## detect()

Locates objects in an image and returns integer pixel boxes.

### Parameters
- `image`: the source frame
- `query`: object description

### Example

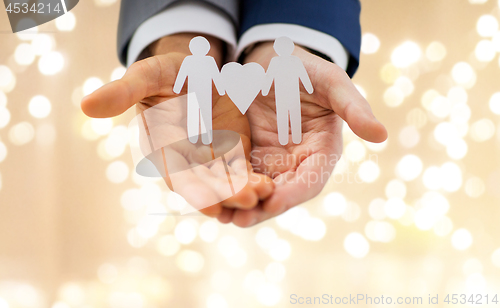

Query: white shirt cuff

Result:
[126,0,237,67]
[236,24,350,71]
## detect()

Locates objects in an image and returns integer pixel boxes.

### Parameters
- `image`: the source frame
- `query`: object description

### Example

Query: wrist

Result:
[242,40,311,65]
[242,41,275,64]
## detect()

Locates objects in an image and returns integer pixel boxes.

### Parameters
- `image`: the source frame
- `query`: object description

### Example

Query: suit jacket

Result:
[117,0,361,76]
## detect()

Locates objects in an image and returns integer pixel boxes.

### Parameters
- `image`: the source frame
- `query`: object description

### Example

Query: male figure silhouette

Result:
[173,36,225,144]
[263,37,314,145]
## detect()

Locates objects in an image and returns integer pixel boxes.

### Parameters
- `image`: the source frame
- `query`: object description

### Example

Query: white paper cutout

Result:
[263,37,314,145]
[220,62,266,114]
[173,36,225,145]
[175,36,313,146]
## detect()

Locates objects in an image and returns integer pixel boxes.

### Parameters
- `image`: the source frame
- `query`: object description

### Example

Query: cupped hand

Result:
[81,34,274,220]
[224,42,388,227]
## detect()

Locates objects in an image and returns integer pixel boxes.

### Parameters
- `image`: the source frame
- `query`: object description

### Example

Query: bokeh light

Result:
[358,161,380,183]
[396,154,423,181]
[426,41,447,62]
[399,126,420,148]
[361,33,380,54]
[176,250,204,273]
[95,0,118,6]
[55,12,76,31]
[365,221,396,242]
[344,233,370,258]
[0,65,16,92]
[269,239,291,261]
[440,162,463,192]
[14,43,35,65]
[368,198,386,220]
[90,118,113,135]
[476,15,498,37]
[470,118,495,141]
[28,95,52,118]
[31,34,54,56]
[97,263,118,284]
[157,235,180,256]
[83,77,104,96]
[265,262,286,283]
[256,283,281,306]
[0,141,6,163]
[0,107,11,129]
[174,219,198,245]
[38,52,64,75]
[475,39,496,61]
[206,293,228,308]
[489,92,500,114]
[106,161,129,183]
[383,86,405,107]
[323,192,347,216]
[380,63,400,84]
[111,67,127,81]
[492,248,500,268]
[344,140,366,162]
[451,62,476,86]
[9,122,35,145]
[385,179,406,199]
[199,220,219,243]
[451,228,473,250]
[465,176,485,198]
[384,198,406,219]
[391,41,422,68]
[16,24,38,40]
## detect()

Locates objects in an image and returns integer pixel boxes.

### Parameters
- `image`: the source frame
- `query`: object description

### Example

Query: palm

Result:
[82,51,273,221]
[225,43,387,226]
[248,93,342,189]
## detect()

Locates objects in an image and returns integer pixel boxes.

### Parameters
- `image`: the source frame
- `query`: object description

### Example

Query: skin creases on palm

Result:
[246,89,344,208]
[237,42,386,220]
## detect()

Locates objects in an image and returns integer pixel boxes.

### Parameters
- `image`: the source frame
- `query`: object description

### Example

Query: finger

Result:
[81,56,179,118]
[262,153,334,214]
[191,163,259,211]
[199,204,223,217]
[247,172,274,200]
[217,207,235,224]
[222,183,259,209]
[231,205,276,228]
[311,59,388,143]
[220,171,275,209]
[168,166,223,216]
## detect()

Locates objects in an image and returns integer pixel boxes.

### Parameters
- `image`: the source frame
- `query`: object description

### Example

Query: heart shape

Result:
[220,62,265,114]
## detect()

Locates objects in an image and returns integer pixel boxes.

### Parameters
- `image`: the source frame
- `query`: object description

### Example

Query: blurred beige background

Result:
[0,0,500,307]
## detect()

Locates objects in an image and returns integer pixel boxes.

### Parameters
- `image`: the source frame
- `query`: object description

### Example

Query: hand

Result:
[223,42,388,227]
[81,33,274,220]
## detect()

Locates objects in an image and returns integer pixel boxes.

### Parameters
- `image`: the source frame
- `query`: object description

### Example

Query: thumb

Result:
[314,61,388,143]
[81,56,179,118]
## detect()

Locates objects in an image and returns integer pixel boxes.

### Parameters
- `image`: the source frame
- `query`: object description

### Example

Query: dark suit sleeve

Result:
[117,0,239,65]
[240,0,361,77]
